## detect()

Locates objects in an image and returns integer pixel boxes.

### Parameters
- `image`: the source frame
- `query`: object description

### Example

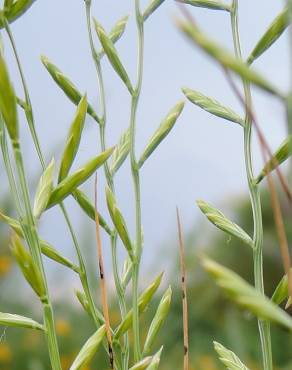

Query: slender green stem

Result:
[12,140,61,370]
[60,203,104,326]
[4,19,45,168]
[230,2,273,369]
[4,16,104,340]
[287,0,292,180]
[0,118,23,216]
[130,0,145,362]
[84,4,129,368]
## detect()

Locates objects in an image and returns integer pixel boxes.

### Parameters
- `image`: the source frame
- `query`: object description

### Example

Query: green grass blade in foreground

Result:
[138,101,184,168]
[41,56,99,123]
[106,186,134,260]
[176,0,230,11]
[10,235,45,297]
[69,325,106,370]
[213,341,250,370]
[272,268,292,305]
[33,158,55,219]
[58,95,87,182]
[94,19,133,94]
[97,15,129,59]
[202,257,292,330]
[247,7,290,65]
[114,273,163,339]
[178,20,284,98]
[256,135,292,183]
[0,0,37,28]
[47,147,114,208]
[0,312,44,331]
[182,87,243,126]
[110,127,131,175]
[145,347,163,370]
[0,52,18,142]
[129,356,152,370]
[197,200,254,248]
[143,0,166,21]
[143,287,171,355]
[72,189,112,234]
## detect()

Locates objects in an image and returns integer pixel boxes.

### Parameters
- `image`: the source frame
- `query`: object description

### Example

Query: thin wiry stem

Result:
[130,0,145,361]
[4,19,45,168]
[176,208,189,370]
[230,2,273,369]
[84,3,129,369]
[4,14,104,350]
[12,139,62,370]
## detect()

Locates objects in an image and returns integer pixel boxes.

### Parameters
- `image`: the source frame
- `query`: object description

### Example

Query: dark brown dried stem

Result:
[94,174,114,369]
[176,207,189,370]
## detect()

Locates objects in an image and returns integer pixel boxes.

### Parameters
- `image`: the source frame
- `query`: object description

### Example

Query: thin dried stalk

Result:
[94,175,113,369]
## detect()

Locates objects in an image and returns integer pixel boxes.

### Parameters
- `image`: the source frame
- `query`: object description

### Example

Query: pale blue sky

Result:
[1,0,290,295]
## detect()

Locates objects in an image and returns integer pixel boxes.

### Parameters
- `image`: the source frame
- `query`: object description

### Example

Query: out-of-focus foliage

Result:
[0,187,292,369]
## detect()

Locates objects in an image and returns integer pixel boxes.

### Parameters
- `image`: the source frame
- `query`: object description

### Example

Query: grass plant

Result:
[1,1,292,369]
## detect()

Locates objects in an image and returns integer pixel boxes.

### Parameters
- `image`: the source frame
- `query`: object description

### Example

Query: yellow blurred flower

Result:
[197,354,217,370]
[56,319,71,337]
[0,256,12,277]
[61,354,72,370]
[0,343,12,363]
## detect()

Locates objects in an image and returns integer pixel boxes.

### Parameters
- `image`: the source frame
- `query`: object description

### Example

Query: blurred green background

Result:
[1,186,292,370]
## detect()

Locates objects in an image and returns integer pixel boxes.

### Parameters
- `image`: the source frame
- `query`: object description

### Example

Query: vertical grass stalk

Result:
[130,0,145,361]
[3,11,104,349]
[84,2,129,369]
[230,2,273,369]
[11,139,62,370]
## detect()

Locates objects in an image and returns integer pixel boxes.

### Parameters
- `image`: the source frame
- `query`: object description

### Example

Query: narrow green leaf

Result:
[138,101,184,168]
[0,211,77,271]
[33,158,55,219]
[115,273,163,339]
[145,347,163,370]
[121,258,132,289]
[0,52,18,141]
[41,240,79,273]
[247,8,290,65]
[110,127,130,175]
[106,186,134,259]
[178,21,284,98]
[93,19,133,94]
[176,0,230,11]
[0,0,36,28]
[213,341,250,370]
[41,56,99,123]
[197,200,253,248]
[47,147,114,208]
[182,87,243,126]
[202,257,292,330]
[76,290,91,316]
[143,287,172,355]
[72,188,112,235]
[10,235,45,297]
[129,357,153,370]
[272,268,292,305]
[69,325,106,370]
[97,15,129,59]
[0,312,44,331]
[143,0,166,21]
[4,0,14,11]
[58,95,87,182]
[256,135,292,183]
[108,15,129,43]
